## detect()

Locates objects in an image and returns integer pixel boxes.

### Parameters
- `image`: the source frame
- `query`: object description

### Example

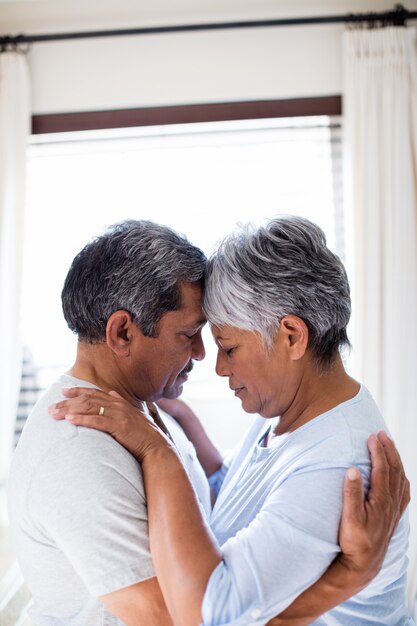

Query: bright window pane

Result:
[22,116,342,448]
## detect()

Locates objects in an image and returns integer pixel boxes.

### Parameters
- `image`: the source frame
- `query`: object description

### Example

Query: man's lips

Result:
[231,386,245,396]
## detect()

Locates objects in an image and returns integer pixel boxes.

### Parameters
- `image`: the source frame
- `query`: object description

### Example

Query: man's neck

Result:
[69,341,144,408]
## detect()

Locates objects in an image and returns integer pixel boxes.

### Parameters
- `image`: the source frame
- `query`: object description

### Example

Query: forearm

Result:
[101,576,174,626]
[142,446,222,626]
[266,557,363,626]
[179,416,223,476]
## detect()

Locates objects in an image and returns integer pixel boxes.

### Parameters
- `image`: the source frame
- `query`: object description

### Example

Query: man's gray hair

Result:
[62,220,206,342]
[203,215,351,367]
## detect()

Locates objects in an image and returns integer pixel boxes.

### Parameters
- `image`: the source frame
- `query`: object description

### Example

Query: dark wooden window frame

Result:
[31,95,341,134]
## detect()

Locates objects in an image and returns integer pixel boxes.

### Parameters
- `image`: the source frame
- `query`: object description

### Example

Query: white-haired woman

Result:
[52,216,412,625]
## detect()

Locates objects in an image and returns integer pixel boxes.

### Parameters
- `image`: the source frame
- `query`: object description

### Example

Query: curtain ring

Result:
[14,34,31,54]
[0,35,31,54]
[16,42,31,54]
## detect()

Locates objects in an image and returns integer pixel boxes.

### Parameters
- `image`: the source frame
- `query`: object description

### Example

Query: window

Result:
[22,115,343,448]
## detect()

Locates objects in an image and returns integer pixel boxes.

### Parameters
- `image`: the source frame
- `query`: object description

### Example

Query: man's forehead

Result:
[160,282,206,328]
[160,308,206,333]
[179,281,204,311]
[179,304,207,327]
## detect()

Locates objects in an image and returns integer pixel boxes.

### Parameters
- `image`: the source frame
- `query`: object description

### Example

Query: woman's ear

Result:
[278,315,309,361]
[105,311,134,356]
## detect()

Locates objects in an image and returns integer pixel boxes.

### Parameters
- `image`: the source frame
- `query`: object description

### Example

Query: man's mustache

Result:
[179,361,194,377]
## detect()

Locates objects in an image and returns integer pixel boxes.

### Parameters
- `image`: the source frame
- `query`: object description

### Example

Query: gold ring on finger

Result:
[99,406,105,416]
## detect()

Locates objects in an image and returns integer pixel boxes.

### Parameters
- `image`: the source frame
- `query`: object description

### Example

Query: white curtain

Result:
[0,51,30,520]
[343,27,417,612]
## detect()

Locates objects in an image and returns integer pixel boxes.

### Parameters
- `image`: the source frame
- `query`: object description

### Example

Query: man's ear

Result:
[278,315,309,361]
[105,311,136,356]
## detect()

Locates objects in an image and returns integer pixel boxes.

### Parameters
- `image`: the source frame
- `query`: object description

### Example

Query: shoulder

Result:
[286,385,385,471]
[36,427,143,485]
[19,374,143,484]
[27,427,146,527]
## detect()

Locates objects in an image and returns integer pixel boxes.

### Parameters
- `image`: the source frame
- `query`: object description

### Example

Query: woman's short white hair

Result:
[203,215,351,366]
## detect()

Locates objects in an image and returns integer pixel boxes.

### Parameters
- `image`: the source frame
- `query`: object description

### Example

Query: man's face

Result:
[129,282,206,401]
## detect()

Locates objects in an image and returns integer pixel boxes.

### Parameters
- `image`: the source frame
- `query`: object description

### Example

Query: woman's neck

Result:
[271,356,360,438]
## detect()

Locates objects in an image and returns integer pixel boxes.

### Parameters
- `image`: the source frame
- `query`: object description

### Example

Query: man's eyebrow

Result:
[185,318,207,329]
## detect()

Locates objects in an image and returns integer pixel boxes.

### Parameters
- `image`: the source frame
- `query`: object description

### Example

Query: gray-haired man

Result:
[8,220,210,625]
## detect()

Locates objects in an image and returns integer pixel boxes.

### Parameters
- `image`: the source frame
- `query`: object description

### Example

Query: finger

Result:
[49,396,101,416]
[51,410,66,420]
[367,434,390,500]
[61,387,99,398]
[49,400,87,417]
[400,478,411,517]
[377,431,407,511]
[50,399,76,412]
[377,432,403,484]
[64,413,112,432]
[341,467,365,526]
[377,432,403,472]
[109,390,124,399]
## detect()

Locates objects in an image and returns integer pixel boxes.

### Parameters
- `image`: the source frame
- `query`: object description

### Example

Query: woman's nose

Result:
[215,349,229,377]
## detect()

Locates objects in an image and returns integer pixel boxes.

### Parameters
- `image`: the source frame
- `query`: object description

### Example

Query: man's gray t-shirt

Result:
[8,374,211,625]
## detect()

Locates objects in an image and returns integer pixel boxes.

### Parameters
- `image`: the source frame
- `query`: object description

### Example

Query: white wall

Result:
[27,25,342,113]
[1,0,414,114]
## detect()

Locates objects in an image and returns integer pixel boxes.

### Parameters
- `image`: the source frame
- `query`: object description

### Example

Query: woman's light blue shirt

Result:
[203,386,413,625]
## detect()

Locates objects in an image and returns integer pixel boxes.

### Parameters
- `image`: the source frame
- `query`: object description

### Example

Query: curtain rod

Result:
[1,3,416,47]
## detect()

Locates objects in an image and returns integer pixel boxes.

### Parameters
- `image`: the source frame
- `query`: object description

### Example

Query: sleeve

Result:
[208,446,240,500]
[28,430,155,597]
[208,463,229,499]
[202,466,347,626]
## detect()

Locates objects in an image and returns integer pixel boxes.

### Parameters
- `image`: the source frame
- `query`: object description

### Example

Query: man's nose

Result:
[192,331,205,361]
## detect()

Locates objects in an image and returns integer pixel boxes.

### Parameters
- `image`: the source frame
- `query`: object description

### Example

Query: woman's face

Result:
[212,323,300,419]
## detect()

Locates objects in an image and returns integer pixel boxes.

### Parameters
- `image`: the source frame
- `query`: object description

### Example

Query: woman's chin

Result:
[239,398,259,415]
